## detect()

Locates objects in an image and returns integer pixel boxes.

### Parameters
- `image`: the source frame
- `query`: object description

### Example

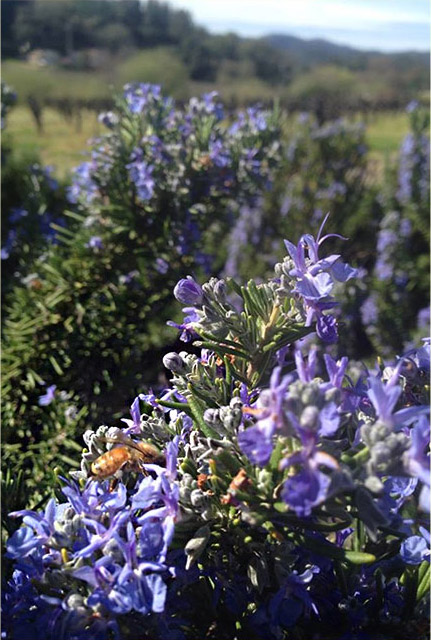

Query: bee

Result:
[91,435,165,480]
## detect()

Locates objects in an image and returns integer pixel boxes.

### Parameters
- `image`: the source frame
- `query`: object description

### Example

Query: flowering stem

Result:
[187,385,219,439]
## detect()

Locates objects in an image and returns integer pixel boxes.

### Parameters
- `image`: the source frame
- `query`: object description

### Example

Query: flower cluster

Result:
[66,84,282,274]
[2,87,430,639]
[397,102,430,206]
[4,425,182,640]
[2,87,285,515]
[3,222,429,638]
[15,224,431,639]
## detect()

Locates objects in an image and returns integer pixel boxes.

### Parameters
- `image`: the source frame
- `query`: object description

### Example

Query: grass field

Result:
[4,103,409,181]
[365,110,410,154]
[4,107,101,178]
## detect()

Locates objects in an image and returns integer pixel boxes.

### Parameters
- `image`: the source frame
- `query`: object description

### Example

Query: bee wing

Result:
[103,435,160,458]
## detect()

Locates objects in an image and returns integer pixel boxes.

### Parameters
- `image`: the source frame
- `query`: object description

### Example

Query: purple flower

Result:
[417,307,430,330]
[278,392,340,517]
[247,106,268,132]
[284,214,356,342]
[67,162,98,204]
[367,373,428,429]
[316,314,338,343]
[9,207,28,223]
[167,306,200,342]
[237,420,275,466]
[406,100,419,113]
[155,258,169,274]
[281,467,331,518]
[38,384,56,406]
[400,530,430,564]
[238,367,291,466]
[1,229,17,259]
[124,83,161,114]
[126,150,155,201]
[201,91,224,120]
[119,270,139,285]
[86,236,103,250]
[209,139,230,168]
[295,348,317,383]
[120,395,142,433]
[173,276,203,306]
[361,294,379,327]
[405,414,430,511]
[323,354,349,389]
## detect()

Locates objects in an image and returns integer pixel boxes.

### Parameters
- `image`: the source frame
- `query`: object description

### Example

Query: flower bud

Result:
[163,352,186,374]
[300,406,320,431]
[300,383,321,406]
[203,408,222,427]
[213,279,226,303]
[173,276,203,305]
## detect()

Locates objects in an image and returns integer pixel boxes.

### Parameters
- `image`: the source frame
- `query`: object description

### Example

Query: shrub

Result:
[1,85,283,512]
[3,223,429,640]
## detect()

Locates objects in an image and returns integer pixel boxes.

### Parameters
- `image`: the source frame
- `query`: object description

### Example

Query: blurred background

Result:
[1,0,429,175]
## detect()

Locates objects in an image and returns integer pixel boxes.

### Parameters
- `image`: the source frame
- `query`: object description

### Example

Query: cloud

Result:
[167,0,430,51]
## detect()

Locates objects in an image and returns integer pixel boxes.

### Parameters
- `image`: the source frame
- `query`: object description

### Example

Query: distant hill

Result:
[266,33,430,71]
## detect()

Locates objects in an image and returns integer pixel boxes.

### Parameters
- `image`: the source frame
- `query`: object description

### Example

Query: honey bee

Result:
[91,436,165,480]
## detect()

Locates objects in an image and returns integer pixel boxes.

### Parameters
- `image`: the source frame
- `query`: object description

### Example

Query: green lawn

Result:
[4,106,101,178]
[2,60,113,102]
[365,110,409,155]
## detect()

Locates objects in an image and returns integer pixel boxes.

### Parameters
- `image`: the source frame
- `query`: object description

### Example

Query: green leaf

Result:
[49,355,64,376]
[416,562,430,601]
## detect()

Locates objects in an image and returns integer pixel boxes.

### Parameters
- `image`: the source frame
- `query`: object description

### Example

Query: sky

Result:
[167,0,430,52]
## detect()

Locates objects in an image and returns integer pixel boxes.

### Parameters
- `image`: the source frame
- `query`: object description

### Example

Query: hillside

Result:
[266,33,429,70]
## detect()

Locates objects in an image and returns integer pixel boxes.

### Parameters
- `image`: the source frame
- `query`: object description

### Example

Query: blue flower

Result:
[124,83,161,114]
[281,467,331,518]
[126,150,155,201]
[9,207,28,224]
[167,307,200,342]
[209,139,230,168]
[284,213,357,342]
[38,384,56,406]
[173,276,203,306]
[1,229,17,260]
[239,367,291,466]
[367,372,428,429]
[86,236,103,250]
[400,531,430,564]
[98,111,118,128]
[155,257,169,274]
[67,162,98,204]
[405,414,430,511]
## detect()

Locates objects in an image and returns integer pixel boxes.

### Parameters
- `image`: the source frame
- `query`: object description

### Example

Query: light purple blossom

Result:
[173,276,203,306]
[38,384,57,406]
